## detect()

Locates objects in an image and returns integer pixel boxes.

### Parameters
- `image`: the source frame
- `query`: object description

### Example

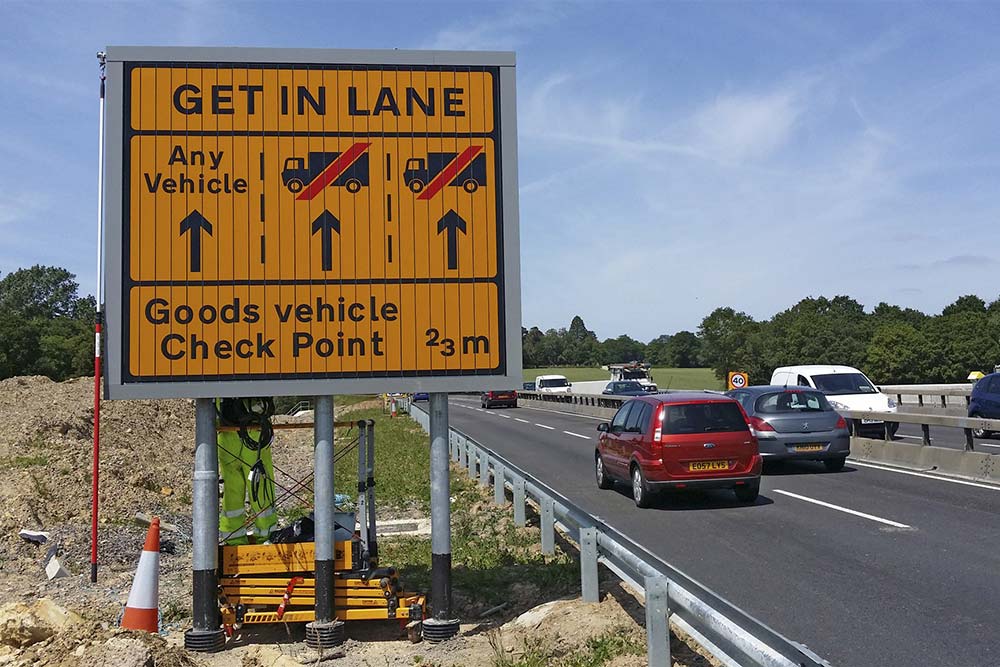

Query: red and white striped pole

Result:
[91,52,107,584]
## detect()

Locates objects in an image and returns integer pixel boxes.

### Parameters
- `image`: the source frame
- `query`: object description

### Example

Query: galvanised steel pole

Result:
[184,398,224,652]
[306,396,344,649]
[423,393,459,642]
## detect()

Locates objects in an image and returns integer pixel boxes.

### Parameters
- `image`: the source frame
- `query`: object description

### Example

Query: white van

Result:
[534,374,572,394]
[770,365,897,434]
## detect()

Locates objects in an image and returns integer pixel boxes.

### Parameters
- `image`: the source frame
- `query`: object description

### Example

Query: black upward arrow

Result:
[436,210,468,271]
[311,210,341,271]
[178,210,213,273]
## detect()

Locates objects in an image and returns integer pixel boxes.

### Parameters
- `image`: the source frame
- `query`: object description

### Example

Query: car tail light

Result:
[748,416,775,435]
[512,390,518,398]
[835,415,847,429]
[654,406,665,442]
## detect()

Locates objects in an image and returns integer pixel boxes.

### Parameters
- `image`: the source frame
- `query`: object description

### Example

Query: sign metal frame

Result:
[103,47,521,399]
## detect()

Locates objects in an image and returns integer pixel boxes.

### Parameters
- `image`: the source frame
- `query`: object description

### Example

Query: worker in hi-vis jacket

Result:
[215,398,277,545]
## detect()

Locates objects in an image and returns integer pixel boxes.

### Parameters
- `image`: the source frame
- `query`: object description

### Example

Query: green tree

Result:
[0,266,95,381]
[865,322,930,384]
[941,294,986,317]
[663,330,701,367]
[698,307,757,380]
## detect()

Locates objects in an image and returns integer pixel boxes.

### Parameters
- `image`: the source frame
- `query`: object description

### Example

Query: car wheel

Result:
[631,464,653,508]
[970,414,991,439]
[595,454,613,490]
[734,482,760,503]
[824,457,847,472]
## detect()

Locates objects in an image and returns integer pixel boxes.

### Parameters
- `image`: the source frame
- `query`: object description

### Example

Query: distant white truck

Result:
[571,362,659,394]
[534,374,572,394]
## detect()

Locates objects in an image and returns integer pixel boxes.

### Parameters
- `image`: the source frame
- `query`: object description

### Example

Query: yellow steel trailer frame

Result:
[219,541,425,627]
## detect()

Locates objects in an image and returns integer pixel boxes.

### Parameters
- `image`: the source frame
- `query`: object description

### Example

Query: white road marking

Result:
[849,460,1000,491]
[895,434,929,442]
[535,423,555,430]
[499,414,512,419]
[563,430,590,440]
[519,405,608,421]
[979,443,1000,449]
[515,418,530,424]
[773,489,911,528]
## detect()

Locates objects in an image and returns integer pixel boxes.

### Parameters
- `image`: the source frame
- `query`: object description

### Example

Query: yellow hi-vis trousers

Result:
[218,431,277,545]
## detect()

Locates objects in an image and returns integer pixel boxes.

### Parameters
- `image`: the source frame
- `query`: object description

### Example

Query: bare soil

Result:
[0,376,716,666]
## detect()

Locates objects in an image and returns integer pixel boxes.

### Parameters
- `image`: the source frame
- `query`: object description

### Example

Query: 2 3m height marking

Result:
[424,327,490,357]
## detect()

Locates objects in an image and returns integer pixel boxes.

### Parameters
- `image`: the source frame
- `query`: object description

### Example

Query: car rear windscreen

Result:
[538,378,569,388]
[811,373,876,395]
[755,391,832,414]
[662,402,749,434]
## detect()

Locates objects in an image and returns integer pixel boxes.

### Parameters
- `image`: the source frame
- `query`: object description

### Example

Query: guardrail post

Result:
[541,497,555,556]
[644,576,670,667]
[479,451,489,487]
[580,527,599,603]
[964,428,975,452]
[493,464,505,505]
[513,479,526,527]
[466,444,476,475]
[921,424,931,446]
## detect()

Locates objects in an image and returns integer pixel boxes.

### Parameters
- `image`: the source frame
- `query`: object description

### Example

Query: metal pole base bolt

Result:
[183,629,225,653]
[422,617,460,643]
[305,620,346,649]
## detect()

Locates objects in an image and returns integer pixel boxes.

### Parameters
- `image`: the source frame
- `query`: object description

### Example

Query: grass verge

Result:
[488,626,645,667]
[524,366,721,390]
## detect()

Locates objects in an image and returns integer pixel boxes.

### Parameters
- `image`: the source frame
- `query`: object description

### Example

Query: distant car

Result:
[770,365,897,437]
[727,386,850,471]
[602,381,649,396]
[412,392,429,402]
[595,393,762,508]
[481,390,517,409]
[969,372,1000,438]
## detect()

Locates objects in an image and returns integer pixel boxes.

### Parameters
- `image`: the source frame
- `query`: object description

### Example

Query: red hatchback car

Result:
[595,393,763,507]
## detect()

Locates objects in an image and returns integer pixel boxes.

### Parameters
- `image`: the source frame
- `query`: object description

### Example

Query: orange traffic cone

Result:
[121,517,159,632]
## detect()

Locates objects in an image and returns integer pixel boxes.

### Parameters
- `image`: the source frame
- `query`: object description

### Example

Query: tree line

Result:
[2,265,997,386]
[524,295,1000,384]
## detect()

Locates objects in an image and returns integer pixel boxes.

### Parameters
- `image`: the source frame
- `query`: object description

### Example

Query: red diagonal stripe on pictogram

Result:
[296,142,371,201]
[417,146,483,201]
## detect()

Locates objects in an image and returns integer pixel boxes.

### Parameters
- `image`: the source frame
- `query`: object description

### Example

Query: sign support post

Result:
[423,392,459,642]
[306,396,345,649]
[185,398,225,652]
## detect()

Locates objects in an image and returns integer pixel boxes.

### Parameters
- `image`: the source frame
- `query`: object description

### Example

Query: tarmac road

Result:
[444,396,1000,667]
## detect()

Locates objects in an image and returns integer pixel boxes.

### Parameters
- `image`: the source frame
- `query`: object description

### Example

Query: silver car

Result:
[726,386,851,471]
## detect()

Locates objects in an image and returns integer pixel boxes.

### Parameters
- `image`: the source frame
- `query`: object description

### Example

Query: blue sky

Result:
[1,1,998,341]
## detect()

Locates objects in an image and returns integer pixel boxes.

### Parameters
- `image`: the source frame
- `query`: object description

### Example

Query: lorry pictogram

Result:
[281,143,371,200]
[403,146,486,200]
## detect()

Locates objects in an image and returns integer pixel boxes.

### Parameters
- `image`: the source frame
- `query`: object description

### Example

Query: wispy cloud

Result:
[423,5,563,51]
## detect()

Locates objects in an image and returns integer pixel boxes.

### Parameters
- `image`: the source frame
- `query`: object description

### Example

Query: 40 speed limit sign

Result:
[727,372,749,390]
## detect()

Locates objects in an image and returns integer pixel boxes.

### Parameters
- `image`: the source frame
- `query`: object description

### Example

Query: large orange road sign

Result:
[103,47,521,399]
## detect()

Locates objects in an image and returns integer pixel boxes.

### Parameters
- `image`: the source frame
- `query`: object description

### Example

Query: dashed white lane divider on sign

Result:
[773,489,911,528]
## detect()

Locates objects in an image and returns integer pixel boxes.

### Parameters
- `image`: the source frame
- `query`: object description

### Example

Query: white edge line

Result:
[563,430,590,440]
[849,459,1000,491]
[773,489,911,528]
[979,443,1000,449]
[535,423,555,430]
[894,434,928,441]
